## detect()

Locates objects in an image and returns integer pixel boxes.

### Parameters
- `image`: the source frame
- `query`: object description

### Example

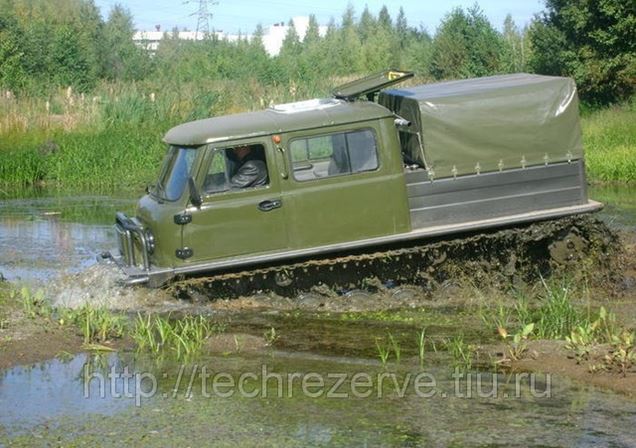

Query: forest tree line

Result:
[0,0,634,105]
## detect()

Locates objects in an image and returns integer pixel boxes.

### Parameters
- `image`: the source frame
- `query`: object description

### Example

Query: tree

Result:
[0,8,28,90]
[102,4,150,81]
[395,7,408,47]
[358,6,376,42]
[501,14,526,73]
[277,20,303,81]
[362,20,393,71]
[429,6,504,80]
[378,5,392,31]
[304,14,321,46]
[247,24,275,83]
[337,5,364,74]
[528,0,635,104]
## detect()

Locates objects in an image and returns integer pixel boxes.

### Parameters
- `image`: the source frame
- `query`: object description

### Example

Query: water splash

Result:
[48,264,176,311]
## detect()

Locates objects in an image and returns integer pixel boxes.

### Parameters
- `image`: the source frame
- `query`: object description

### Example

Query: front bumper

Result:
[98,212,169,286]
[114,212,149,270]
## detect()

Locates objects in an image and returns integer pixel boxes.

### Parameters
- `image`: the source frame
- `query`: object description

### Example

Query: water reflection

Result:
[0,194,135,282]
[0,353,133,434]
[590,184,636,230]
[0,352,635,446]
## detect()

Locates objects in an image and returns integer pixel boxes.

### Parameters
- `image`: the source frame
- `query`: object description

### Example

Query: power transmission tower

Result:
[186,0,218,39]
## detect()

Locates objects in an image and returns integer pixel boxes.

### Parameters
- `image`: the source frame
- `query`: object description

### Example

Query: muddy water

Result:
[590,185,636,231]
[0,186,634,284]
[0,186,635,446]
[0,193,135,282]
[1,351,636,446]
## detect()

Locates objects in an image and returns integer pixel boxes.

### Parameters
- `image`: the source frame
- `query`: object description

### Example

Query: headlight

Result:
[144,228,156,255]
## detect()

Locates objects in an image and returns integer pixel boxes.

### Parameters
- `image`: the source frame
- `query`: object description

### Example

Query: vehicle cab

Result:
[107,72,416,286]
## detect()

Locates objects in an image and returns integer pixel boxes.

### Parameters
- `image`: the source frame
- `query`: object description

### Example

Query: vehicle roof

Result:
[163,99,393,146]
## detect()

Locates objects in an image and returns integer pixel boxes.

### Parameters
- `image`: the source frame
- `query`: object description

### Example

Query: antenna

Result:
[185,0,218,39]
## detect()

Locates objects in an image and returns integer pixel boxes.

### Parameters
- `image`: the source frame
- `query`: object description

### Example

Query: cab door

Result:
[183,141,287,263]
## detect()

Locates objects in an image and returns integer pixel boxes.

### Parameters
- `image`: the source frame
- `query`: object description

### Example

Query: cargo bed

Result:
[405,160,588,229]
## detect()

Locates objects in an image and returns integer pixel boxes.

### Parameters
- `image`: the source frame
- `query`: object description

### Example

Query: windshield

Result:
[155,146,198,201]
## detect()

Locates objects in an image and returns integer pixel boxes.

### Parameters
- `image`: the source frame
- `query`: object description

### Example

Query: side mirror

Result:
[188,176,202,208]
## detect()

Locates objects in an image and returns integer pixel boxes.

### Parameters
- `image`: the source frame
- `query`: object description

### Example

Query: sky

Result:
[92,0,545,35]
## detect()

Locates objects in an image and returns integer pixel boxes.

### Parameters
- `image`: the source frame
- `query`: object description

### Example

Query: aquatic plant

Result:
[565,325,597,362]
[498,322,535,361]
[388,333,401,364]
[17,286,51,319]
[263,327,279,346]
[375,338,391,366]
[131,313,224,360]
[417,328,426,368]
[447,335,474,371]
[60,305,125,345]
[605,331,636,377]
[534,279,583,339]
[479,303,513,337]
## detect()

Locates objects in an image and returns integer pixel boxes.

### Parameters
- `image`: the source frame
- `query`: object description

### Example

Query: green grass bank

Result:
[582,99,636,184]
[0,82,634,191]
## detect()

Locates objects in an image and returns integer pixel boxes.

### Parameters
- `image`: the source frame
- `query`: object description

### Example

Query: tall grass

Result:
[1,79,633,190]
[0,79,313,191]
[582,99,636,183]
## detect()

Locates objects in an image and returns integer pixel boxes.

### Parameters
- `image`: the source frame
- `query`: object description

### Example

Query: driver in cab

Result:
[230,145,268,189]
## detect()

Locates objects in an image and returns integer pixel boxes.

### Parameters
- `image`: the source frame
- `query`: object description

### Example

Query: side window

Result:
[290,129,378,181]
[203,150,229,194]
[203,144,269,195]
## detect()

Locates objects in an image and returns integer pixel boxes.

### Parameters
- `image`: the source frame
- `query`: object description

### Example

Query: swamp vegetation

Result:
[0,0,634,190]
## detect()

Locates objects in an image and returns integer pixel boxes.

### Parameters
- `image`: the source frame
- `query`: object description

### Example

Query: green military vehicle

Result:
[101,70,604,293]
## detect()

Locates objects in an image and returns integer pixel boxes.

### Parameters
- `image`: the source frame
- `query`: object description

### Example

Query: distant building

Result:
[133,17,327,56]
[261,16,327,56]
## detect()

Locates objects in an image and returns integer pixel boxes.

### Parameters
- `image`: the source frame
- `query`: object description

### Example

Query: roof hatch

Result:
[332,69,414,101]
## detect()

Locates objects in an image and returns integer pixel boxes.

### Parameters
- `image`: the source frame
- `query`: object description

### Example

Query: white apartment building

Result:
[133,16,327,56]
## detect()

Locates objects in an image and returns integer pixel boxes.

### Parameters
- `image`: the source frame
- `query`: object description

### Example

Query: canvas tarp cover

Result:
[378,74,583,177]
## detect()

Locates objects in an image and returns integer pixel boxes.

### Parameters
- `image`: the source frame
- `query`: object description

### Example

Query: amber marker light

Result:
[272,135,282,144]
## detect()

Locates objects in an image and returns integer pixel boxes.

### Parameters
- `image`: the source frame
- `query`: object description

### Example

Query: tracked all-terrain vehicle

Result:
[101,70,610,296]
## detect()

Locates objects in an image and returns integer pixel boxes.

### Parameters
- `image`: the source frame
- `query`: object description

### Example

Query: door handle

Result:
[258,199,282,212]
